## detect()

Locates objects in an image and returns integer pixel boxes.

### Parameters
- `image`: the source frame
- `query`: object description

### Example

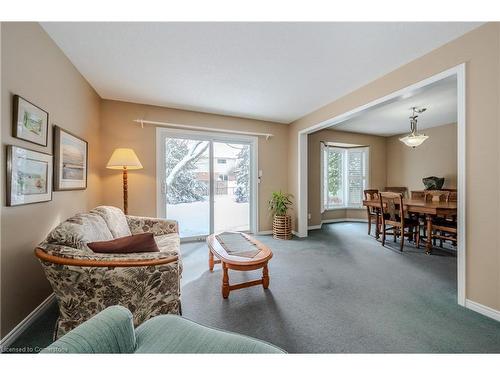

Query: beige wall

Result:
[308,129,387,226]
[0,23,102,338]
[386,123,457,192]
[289,23,500,311]
[99,100,288,232]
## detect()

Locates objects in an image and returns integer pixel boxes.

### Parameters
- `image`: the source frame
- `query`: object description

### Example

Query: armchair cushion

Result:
[135,315,285,354]
[42,306,136,354]
[46,213,113,251]
[91,206,132,238]
[154,233,181,256]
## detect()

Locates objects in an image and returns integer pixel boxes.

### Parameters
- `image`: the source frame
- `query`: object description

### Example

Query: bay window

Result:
[321,144,369,211]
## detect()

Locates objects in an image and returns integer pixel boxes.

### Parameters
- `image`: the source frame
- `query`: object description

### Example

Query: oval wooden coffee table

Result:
[207,232,273,298]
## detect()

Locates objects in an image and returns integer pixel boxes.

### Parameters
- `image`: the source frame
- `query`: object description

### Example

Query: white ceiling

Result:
[41,22,480,124]
[330,75,457,136]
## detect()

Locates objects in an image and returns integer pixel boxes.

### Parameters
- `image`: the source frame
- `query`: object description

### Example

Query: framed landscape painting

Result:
[53,126,88,190]
[12,95,49,146]
[7,146,53,206]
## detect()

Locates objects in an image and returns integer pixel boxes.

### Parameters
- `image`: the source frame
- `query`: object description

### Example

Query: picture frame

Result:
[53,125,88,191]
[7,145,53,206]
[12,95,49,147]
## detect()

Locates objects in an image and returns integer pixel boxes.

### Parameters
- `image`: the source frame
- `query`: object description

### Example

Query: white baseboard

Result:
[291,230,308,238]
[465,299,500,322]
[308,218,368,230]
[0,293,56,350]
[322,218,368,224]
[307,224,322,230]
[257,230,273,235]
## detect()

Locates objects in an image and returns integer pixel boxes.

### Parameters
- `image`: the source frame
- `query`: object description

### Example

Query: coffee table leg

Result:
[262,263,270,289]
[209,249,214,272]
[222,262,230,298]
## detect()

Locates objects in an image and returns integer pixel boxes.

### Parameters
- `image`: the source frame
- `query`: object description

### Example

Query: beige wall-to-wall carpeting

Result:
[290,23,500,311]
[386,123,457,192]
[99,100,289,233]
[0,23,102,338]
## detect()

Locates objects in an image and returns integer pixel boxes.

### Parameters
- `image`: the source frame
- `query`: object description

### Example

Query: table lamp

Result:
[106,148,143,214]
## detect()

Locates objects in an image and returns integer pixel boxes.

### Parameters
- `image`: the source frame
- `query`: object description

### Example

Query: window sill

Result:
[324,206,364,211]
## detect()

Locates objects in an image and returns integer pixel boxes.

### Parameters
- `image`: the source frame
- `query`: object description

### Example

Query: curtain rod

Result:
[321,141,368,149]
[134,119,274,140]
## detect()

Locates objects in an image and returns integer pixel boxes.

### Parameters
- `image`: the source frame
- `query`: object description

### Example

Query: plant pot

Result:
[272,214,292,240]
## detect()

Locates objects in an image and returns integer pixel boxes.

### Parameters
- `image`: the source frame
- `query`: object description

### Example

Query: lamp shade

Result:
[106,148,143,170]
[399,134,429,148]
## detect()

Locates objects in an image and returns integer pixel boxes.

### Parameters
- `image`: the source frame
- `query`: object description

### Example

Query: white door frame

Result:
[156,127,259,239]
[297,63,466,306]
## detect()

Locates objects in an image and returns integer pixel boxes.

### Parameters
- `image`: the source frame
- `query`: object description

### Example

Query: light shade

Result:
[106,148,143,170]
[399,134,429,148]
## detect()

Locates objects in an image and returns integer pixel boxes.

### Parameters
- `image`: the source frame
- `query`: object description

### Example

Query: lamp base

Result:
[123,167,128,215]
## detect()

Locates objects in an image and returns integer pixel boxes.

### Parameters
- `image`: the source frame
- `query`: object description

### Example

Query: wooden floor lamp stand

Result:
[122,167,128,215]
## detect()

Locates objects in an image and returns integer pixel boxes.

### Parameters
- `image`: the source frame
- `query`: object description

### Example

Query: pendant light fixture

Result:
[399,107,428,148]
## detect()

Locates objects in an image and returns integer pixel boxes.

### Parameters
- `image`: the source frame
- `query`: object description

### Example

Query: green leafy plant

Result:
[268,191,293,216]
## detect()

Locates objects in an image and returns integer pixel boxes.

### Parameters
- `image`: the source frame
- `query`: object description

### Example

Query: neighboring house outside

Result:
[194,154,238,196]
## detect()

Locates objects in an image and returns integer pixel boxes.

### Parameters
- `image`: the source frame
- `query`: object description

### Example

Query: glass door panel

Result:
[213,141,251,233]
[164,137,210,238]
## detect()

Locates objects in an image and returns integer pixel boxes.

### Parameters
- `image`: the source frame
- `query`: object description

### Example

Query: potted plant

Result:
[268,191,293,240]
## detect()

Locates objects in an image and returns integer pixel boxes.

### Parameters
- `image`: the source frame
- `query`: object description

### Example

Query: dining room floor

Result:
[8,222,500,353]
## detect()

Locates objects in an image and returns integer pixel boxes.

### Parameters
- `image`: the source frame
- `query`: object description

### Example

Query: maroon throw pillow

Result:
[87,233,160,254]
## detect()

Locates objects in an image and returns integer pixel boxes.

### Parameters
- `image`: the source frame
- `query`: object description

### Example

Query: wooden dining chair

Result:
[424,190,450,203]
[364,189,380,237]
[431,219,457,248]
[443,189,457,202]
[411,190,425,200]
[384,186,408,198]
[424,190,456,248]
[379,192,420,252]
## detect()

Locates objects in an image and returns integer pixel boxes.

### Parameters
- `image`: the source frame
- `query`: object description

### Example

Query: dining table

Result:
[362,199,458,254]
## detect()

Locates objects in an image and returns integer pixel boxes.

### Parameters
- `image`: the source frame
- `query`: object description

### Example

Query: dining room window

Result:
[322,145,369,210]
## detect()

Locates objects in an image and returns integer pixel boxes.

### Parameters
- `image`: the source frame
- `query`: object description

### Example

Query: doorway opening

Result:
[297,64,466,306]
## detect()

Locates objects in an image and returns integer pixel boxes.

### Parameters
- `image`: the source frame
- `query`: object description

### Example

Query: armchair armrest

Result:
[35,243,178,266]
[41,306,136,354]
[126,215,178,236]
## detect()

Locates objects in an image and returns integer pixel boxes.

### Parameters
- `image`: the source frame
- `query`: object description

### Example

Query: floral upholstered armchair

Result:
[35,206,182,340]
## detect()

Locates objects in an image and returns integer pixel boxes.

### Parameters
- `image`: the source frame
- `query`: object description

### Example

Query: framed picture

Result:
[53,126,88,191]
[12,95,49,146]
[7,145,53,206]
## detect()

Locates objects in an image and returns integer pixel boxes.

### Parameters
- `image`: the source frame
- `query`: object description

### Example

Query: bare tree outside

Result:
[165,138,209,204]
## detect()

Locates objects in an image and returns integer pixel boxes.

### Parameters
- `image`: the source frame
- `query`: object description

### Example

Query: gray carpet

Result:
[8,223,500,353]
[180,223,500,353]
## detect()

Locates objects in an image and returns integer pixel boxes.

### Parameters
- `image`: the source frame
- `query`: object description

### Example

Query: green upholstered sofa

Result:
[41,306,285,354]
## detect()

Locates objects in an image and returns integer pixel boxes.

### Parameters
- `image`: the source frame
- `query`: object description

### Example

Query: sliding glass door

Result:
[213,141,251,233]
[157,129,256,240]
[163,137,210,238]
